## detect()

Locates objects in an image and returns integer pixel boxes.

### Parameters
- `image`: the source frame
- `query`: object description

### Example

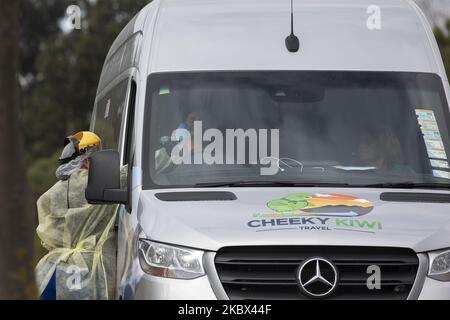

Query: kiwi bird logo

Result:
[267,193,374,217]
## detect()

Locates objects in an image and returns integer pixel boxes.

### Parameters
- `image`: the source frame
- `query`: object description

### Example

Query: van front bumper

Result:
[418,277,450,300]
[133,252,450,300]
[135,274,217,300]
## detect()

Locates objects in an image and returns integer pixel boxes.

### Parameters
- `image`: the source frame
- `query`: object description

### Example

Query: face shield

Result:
[55,137,101,181]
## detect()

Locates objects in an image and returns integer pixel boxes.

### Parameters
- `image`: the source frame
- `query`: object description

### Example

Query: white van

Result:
[86,0,450,300]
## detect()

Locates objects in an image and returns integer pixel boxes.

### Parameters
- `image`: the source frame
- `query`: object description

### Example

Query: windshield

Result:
[143,71,450,189]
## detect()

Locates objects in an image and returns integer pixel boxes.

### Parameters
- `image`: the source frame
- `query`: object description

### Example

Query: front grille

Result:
[214,246,419,300]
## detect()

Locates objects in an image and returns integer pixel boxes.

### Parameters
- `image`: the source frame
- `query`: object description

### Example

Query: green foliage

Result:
[28,150,60,198]
[19,0,76,78]
[21,0,151,197]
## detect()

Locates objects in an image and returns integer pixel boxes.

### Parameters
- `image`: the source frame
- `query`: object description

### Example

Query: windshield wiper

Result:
[194,181,351,188]
[360,182,450,190]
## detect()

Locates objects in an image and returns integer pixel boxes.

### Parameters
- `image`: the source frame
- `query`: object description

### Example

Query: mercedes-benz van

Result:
[86,0,450,299]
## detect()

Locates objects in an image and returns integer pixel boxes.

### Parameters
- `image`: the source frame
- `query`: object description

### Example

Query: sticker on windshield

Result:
[159,85,171,95]
[428,150,448,160]
[416,109,449,167]
[420,122,439,131]
[433,170,450,180]
[425,139,445,150]
[266,193,374,217]
[416,109,437,122]
[422,130,442,140]
[430,159,450,169]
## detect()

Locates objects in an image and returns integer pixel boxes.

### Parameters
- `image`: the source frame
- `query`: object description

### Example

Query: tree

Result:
[23,0,150,199]
[19,0,90,199]
[0,0,36,299]
[20,0,76,81]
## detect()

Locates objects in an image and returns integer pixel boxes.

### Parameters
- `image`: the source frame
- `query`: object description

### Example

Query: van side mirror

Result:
[86,150,128,205]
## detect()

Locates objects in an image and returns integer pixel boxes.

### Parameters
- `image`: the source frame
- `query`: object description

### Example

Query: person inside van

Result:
[358,131,415,175]
[36,131,118,300]
[177,111,202,134]
[155,111,204,174]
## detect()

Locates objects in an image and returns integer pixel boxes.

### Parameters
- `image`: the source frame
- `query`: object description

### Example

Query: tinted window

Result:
[94,79,129,149]
[143,71,450,189]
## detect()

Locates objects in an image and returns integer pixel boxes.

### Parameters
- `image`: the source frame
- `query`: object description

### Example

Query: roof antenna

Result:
[285,0,300,53]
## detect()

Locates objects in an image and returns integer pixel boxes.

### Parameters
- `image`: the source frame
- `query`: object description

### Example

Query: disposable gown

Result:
[35,169,118,300]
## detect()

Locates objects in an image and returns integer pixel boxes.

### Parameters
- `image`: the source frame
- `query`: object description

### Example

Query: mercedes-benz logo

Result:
[297,257,339,299]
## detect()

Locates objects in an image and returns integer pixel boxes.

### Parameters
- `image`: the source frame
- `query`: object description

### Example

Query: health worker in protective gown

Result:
[36,131,118,300]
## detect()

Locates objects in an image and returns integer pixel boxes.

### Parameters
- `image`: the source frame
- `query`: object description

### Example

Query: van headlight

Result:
[428,249,450,281]
[138,239,205,279]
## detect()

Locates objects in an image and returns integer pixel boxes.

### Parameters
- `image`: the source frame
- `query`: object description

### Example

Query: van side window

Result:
[94,79,129,150]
